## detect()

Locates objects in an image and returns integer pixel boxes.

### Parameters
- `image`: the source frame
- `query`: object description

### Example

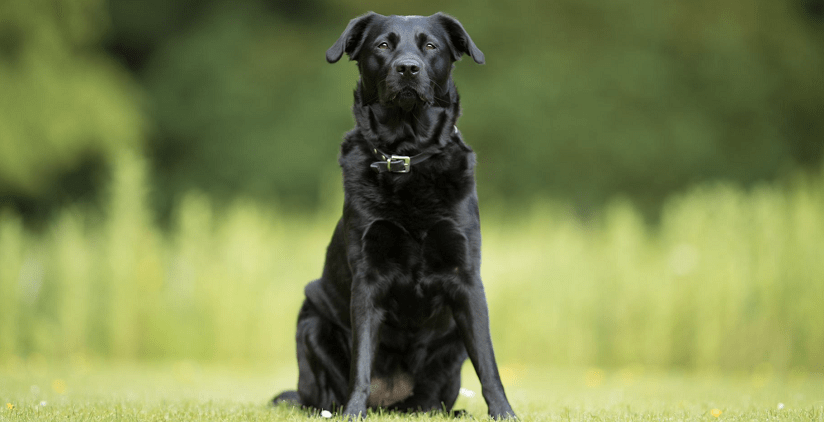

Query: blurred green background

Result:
[1,0,823,376]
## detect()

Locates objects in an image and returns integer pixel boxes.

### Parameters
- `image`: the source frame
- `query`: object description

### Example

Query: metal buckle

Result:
[389,155,411,173]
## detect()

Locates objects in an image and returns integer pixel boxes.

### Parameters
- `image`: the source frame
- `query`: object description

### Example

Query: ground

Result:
[1,360,822,421]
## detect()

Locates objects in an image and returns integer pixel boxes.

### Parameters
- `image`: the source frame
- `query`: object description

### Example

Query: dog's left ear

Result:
[435,13,485,64]
[326,12,378,63]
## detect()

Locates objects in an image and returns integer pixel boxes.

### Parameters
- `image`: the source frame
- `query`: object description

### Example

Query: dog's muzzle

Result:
[385,57,431,109]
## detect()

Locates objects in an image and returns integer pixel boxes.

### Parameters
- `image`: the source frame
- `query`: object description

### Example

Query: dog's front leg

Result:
[342,276,381,419]
[452,284,516,419]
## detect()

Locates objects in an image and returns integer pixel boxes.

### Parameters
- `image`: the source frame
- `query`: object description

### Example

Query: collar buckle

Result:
[389,155,411,173]
[369,145,436,174]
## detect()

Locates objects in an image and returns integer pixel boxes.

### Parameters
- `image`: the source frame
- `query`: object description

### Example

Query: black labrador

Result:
[272,12,516,420]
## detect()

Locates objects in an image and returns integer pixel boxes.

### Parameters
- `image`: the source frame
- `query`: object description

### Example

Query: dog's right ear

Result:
[326,12,378,63]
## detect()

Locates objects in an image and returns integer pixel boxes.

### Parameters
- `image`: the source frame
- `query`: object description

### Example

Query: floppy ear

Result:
[326,12,378,63]
[435,12,485,64]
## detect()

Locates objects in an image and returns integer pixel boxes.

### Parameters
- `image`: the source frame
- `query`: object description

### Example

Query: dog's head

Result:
[326,12,484,111]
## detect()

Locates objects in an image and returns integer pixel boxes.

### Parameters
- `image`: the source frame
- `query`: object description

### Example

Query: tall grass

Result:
[484,180,824,372]
[1,152,822,372]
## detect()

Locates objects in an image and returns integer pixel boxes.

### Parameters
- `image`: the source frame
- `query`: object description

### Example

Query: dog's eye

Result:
[377,42,389,50]
[425,43,437,51]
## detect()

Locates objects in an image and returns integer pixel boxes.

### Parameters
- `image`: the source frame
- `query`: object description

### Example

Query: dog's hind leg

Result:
[278,298,350,411]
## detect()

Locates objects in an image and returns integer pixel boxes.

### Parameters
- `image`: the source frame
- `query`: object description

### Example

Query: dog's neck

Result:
[352,80,461,153]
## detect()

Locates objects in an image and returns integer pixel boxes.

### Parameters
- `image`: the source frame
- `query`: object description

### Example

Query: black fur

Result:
[272,12,515,420]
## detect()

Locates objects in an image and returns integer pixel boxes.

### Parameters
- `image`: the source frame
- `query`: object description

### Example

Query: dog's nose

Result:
[394,59,421,78]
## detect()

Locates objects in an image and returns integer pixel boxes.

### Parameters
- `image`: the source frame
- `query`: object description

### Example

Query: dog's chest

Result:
[376,280,452,331]
[372,179,453,222]
[362,217,466,333]
[363,217,467,276]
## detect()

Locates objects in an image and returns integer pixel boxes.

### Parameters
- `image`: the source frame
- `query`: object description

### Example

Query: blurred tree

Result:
[446,0,824,215]
[3,0,822,220]
[764,0,824,167]
[124,0,823,217]
[105,0,208,72]
[135,0,358,214]
[0,0,145,220]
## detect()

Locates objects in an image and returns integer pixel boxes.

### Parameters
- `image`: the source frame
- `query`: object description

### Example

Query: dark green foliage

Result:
[2,0,823,216]
[139,1,357,210]
[0,0,144,217]
[130,0,824,213]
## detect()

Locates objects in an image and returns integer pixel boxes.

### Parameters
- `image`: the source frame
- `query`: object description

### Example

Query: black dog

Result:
[272,12,516,420]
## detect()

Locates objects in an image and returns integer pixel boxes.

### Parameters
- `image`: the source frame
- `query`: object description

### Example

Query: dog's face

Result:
[327,13,484,111]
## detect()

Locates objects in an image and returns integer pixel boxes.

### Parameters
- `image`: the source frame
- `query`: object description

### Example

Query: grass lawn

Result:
[2,361,822,421]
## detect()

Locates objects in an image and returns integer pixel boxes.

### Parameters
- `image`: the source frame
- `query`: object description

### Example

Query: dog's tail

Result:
[271,390,300,406]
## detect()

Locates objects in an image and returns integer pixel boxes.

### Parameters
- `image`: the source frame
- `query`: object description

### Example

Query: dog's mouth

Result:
[389,87,428,110]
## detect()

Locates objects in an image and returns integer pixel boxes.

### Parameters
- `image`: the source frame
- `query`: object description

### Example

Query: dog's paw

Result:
[488,407,517,420]
[342,411,367,421]
[451,408,474,419]
[342,404,368,420]
[270,390,300,406]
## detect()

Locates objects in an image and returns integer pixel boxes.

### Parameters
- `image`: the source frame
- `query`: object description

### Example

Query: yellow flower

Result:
[585,368,604,388]
[52,379,67,394]
[711,408,722,417]
[5,403,13,410]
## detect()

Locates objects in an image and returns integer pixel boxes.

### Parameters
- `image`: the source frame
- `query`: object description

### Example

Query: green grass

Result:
[2,362,823,421]
[1,153,824,372]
